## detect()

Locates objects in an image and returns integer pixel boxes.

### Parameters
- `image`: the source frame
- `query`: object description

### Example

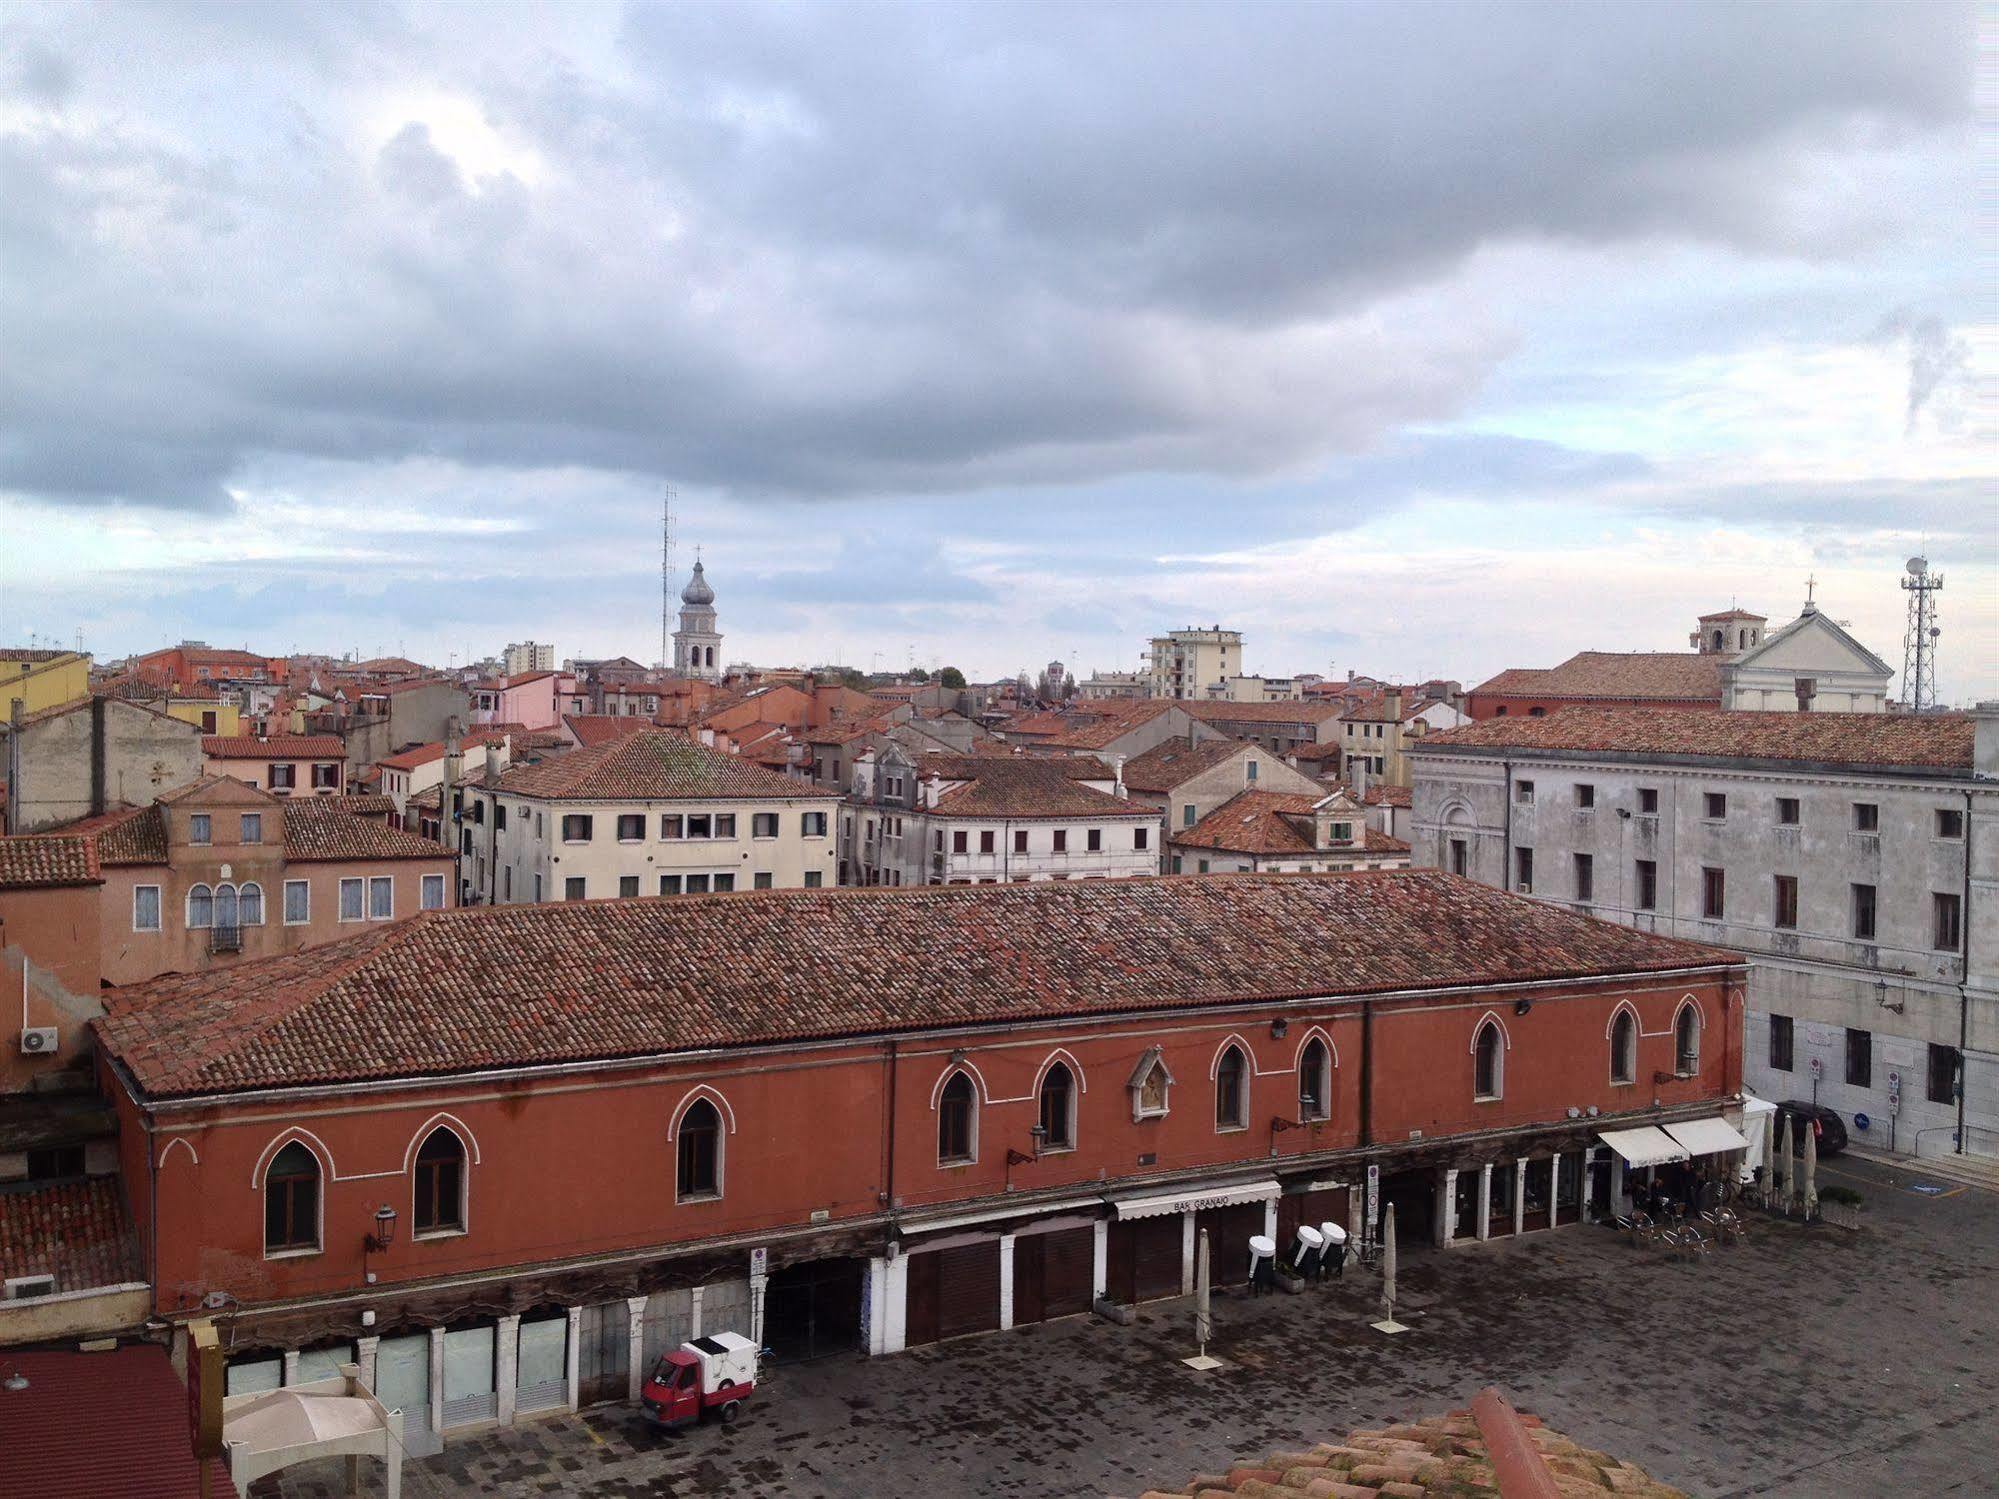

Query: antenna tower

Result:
[660,488,676,671]
[1899,556,1943,711]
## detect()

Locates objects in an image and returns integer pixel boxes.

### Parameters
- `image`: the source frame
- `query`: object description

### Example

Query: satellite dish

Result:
[1907,557,1927,576]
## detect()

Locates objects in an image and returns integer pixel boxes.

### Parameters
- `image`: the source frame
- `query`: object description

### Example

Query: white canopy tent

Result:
[1596,1125,1688,1169]
[223,1364,401,1499]
[1664,1117,1752,1157]
[1738,1097,1778,1182]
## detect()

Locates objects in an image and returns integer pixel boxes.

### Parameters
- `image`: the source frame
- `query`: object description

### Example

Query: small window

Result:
[1701,866,1725,920]
[1851,882,1877,941]
[1936,808,1964,839]
[239,882,264,927]
[1298,1037,1331,1121]
[1933,892,1962,951]
[660,815,684,840]
[1635,859,1658,911]
[616,814,644,842]
[1769,1014,1793,1072]
[1774,875,1798,930]
[1675,1006,1699,1075]
[1038,1062,1075,1150]
[1014,829,1029,854]
[1449,839,1468,877]
[312,763,339,790]
[677,1099,722,1200]
[368,876,392,920]
[284,879,310,925]
[753,812,779,839]
[952,830,968,854]
[659,874,681,896]
[1053,829,1068,853]
[1246,760,1259,783]
[938,1071,976,1164]
[1704,793,1726,821]
[753,872,773,890]
[1214,1045,1247,1130]
[1927,1044,1960,1106]
[561,814,594,842]
[801,812,828,837]
[1474,1020,1503,1100]
[1514,780,1534,804]
[413,1128,465,1235]
[1610,1010,1636,1084]
[189,814,212,846]
[240,813,263,844]
[685,874,710,894]
[420,873,444,910]
[803,871,822,888]
[133,885,162,932]
[187,883,213,929]
[339,878,363,922]
[1514,847,1533,891]
[1134,826,1149,851]
[1853,802,1879,833]
[565,877,587,901]
[1775,797,1799,826]
[264,1141,320,1254]
[686,814,713,839]
[980,830,996,854]
[1182,804,1197,828]
[495,804,507,831]
[26,1144,85,1181]
[1573,853,1593,903]
[1845,1028,1872,1088]
[1330,822,1352,842]
[1575,783,1595,809]
[1087,827,1102,852]
[1638,787,1659,815]
[713,873,735,893]
[618,875,640,898]
[715,814,736,839]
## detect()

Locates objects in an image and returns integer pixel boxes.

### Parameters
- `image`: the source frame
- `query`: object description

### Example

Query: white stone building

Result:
[672,560,723,682]
[1410,705,1999,1161]
[503,641,556,676]
[463,729,837,905]
[1147,626,1242,700]
[1167,787,1411,875]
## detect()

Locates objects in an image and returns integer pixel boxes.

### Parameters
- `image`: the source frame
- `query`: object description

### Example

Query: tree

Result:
[908,666,930,683]
[937,666,966,690]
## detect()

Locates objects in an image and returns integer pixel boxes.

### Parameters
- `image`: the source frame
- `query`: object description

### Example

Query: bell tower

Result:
[672,555,723,682]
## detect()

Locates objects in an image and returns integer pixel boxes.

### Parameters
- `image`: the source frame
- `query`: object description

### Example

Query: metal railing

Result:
[209,922,242,954]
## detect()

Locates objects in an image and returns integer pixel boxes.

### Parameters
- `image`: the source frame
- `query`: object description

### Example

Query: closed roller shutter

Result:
[1013,1227,1095,1325]
[1194,1203,1266,1289]
[1108,1216,1184,1305]
[905,1240,1001,1346]
[441,1324,497,1428]
[373,1332,439,1457]
[515,1314,570,1415]
[1277,1186,1351,1249]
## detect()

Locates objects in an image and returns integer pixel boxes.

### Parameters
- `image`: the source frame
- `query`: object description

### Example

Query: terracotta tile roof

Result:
[805,716,897,747]
[1414,706,1978,772]
[564,713,650,747]
[490,728,821,802]
[1363,783,1413,808]
[1168,790,1409,858]
[1037,700,1178,749]
[0,1176,142,1289]
[1341,695,1439,724]
[201,734,344,759]
[0,1345,240,1499]
[928,761,1152,819]
[1286,742,1342,763]
[377,741,447,771]
[1697,607,1767,621]
[916,752,1112,782]
[90,806,168,865]
[1470,651,1724,704]
[1181,698,1345,726]
[96,871,1736,1099]
[1130,1399,1689,1497]
[325,793,396,817]
[0,834,102,889]
[1120,737,1249,793]
[280,800,451,862]
[0,646,72,663]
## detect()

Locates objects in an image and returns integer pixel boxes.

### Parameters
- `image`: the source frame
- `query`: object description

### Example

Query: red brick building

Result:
[93,872,1744,1447]
[1467,652,1723,721]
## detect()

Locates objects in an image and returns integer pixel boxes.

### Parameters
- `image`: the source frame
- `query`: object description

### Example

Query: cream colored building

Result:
[465,729,837,904]
[1718,604,1894,713]
[1147,627,1242,700]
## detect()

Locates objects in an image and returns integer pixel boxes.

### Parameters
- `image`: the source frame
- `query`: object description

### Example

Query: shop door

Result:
[1278,1188,1350,1251]
[577,1302,630,1407]
[515,1313,570,1415]
[1380,1169,1436,1246]
[641,1289,692,1372]
[1193,1204,1266,1289]
[1108,1216,1184,1305]
[1012,1227,1095,1325]
[374,1333,440,1458]
[764,1258,865,1362]
[441,1324,498,1428]
[905,1241,1001,1346]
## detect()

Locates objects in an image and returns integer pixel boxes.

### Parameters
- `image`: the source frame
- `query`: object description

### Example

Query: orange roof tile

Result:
[927,761,1151,819]
[1416,706,1976,771]
[1169,790,1408,857]
[0,834,101,889]
[0,1177,141,1289]
[1120,737,1250,792]
[1470,651,1723,704]
[201,734,343,759]
[491,729,822,802]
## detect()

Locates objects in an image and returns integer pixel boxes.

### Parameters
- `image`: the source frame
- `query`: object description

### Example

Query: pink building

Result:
[471,672,563,730]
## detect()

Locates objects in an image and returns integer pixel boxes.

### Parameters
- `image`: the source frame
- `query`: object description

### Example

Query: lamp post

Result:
[362,1203,397,1284]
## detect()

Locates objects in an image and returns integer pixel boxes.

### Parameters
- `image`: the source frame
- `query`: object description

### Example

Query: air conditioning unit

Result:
[19,1027,58,1055]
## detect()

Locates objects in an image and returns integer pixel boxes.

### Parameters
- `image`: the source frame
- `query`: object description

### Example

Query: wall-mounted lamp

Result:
[365,1204,397,1253]
[1271,1116,1306,1134]
[1513,1000,1532,1017]
[1270,1017,1289,1040]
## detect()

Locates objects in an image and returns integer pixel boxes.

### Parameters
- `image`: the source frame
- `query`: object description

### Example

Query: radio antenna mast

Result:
[1899,555,1943,711]
[660,488,676,671]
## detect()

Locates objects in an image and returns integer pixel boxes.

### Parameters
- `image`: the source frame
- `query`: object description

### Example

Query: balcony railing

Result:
[209,923,243,954]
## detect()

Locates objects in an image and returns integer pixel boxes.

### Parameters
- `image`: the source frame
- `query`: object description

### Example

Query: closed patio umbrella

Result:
[1774,1115,1792,1210]
[1803,1121,1819,1220]
[1195,1228,1212,1350]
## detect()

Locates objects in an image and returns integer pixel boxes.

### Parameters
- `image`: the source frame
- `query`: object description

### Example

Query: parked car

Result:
[640,1331,759,1429]
[1774,1101,1848,1157]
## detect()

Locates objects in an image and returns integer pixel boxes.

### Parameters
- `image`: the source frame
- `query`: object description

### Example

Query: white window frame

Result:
[132,884,162,933]
[420,873,445,910]
[338,877,365,923]
[240,812,263,845]
[239,881,264,927]
[188,814,212,846]
[368,876,393,920]
[283,879,311,926]
[186,883,214,929]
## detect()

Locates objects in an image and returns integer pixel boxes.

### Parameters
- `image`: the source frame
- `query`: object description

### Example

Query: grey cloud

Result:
[1873,309,1974,434]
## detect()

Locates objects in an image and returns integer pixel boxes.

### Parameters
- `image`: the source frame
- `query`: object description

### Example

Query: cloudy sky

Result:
[2,1,1993,699]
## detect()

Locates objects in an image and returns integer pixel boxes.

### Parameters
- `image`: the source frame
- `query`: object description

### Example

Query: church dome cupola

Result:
[681,559,716,607]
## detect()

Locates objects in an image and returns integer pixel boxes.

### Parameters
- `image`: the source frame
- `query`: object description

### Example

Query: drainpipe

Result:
[1358,999,1375,1148]
[5,698,21,834]
[1501,757,1512,890]
[90,695,107,817]
[1957,787,1973,1154]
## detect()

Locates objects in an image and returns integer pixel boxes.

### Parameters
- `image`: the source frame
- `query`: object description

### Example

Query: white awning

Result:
[1665,1117,1752,1156]
[1597,1125,1689,1168]
[1113,1179,1280,1221]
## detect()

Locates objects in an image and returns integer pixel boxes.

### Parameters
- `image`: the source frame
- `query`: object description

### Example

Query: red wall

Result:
[128,970,1738,1314]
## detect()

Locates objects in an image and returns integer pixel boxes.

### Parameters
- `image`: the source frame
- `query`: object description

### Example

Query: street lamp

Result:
[366,1204,398,1252]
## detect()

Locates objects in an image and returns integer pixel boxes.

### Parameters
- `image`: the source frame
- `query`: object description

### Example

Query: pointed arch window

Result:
[1675,1006,1700,1076]
[264,1141,320,1253]
[676,1099,722,1200]
[1610,1010,1637,1085]
[1298,1038,1331,1121]
[1215,1045,1248,1131]
[413,1128,466,1233]
[1474,1020,1503,1101]
[1038,1063,1075,1151]
[938,1072,976,1164]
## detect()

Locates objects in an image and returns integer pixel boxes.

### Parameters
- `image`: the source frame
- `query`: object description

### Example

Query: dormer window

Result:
[1128,1047,1174,1121]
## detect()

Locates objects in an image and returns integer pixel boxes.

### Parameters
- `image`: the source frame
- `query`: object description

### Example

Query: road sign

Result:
[1366,1164,1380,1229]
[750,1246,768,1277]
[1809,1056,1823,1079]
